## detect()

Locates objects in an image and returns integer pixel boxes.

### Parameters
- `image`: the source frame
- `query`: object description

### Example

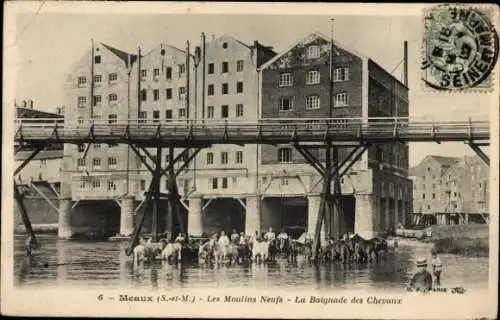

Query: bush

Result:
[433,236,489,257]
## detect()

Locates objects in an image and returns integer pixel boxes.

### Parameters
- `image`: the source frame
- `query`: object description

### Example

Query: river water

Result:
[13,235,488,291]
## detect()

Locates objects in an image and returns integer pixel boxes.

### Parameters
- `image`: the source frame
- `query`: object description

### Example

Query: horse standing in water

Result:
[278,237,299,262]
[198,238,216,264]
[237,234,252,263]
[161,240,183,264]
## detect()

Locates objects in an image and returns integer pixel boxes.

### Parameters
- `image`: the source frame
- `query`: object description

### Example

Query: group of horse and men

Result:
[130,226,392,266]
[198,227,391,265]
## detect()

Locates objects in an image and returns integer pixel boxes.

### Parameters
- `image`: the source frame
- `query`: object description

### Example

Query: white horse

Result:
[252,240,269,263]
[161,242,182,264]
[133,244,146,267]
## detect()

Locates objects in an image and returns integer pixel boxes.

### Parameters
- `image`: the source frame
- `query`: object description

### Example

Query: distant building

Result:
[15,104,64,184]
[410,155,489,214]
[16,99,64,119]
[15,150,63,185]
[14,104,63,229]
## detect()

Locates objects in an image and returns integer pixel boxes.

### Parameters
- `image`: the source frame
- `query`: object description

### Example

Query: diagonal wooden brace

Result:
[175,148,202,178]
[294,144,326,176]
[128,144,154,173]
[14,146,44,176]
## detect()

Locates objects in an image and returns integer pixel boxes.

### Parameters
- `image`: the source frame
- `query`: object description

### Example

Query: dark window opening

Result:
[221,105,229,118]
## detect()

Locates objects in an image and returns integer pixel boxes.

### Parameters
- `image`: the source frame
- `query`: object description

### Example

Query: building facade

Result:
[259,33,412,239]
[57,32,410,239]
[58,37,277,238]
[410,155,489,215]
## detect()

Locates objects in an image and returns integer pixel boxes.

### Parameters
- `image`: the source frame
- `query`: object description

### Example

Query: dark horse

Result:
[327,239,354,263]
[350,234,387,263]
[277,237,299,262]
[237,242,252,263]
[267,239,278,261]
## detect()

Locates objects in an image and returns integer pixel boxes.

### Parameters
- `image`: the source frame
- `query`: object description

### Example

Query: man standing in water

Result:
[409,257,433,292]
[264,227,276,242]
[431,250,443,286]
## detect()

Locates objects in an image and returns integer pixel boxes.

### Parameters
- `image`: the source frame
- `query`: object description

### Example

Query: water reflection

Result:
[13,235,488,291]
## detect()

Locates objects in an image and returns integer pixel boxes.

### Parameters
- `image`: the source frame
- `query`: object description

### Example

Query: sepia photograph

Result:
[2,2,498,318]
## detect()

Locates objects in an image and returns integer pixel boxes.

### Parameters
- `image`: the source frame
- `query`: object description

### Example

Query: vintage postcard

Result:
[2,2,499,319]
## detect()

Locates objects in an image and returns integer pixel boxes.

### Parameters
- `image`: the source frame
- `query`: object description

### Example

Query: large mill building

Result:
[57,32,411,239]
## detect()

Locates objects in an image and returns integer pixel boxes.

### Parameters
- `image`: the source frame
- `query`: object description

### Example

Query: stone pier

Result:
[307,194,325,240]
[58,198,72,239]
[120,196,136,236]
[245,196,261,234]
[354,194,376,239]
[187,196,203,237]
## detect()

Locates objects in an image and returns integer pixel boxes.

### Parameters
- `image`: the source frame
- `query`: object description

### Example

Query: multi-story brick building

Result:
[410,155,489,215]
[258,33,412,238]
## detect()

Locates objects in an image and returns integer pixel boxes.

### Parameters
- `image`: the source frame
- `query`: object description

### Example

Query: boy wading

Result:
[431,250,443,286]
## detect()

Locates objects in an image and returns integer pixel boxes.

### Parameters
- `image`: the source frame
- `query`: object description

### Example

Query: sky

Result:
[5,3,494,167]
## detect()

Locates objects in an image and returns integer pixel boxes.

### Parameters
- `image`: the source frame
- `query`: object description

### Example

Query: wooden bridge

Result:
[13,116,490,259]
[14,117,490,147]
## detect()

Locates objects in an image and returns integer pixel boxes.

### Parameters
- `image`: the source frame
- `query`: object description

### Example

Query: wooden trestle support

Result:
[124,144,203,256]
[294,141,371,260]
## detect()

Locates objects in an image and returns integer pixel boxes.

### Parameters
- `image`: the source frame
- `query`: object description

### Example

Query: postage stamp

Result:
[422,4,499,92]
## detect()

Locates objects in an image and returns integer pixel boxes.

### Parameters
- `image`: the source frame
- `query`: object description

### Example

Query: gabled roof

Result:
[141,43,185,58]
[15,150,63,161]
[101,42,137,68]
[17,107,63,119]
[259,31,368,71]
[409,155,460,176]
[212,34,252,50]
[430,155,461,167]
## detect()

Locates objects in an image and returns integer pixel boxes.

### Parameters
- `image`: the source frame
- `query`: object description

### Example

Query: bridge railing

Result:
[14,117,489,142]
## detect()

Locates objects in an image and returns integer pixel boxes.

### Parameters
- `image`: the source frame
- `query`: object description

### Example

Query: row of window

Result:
[421,191,460,200]
[139,178,193,191]
[141,65,185,82]
[138,109,186,120]
[278,68,349,87]
[77,143,118,152]
[77,94,118,108]
[207,104,244,118]
[208,60,244,74]
[210,177,234,189]
[140,87,186,102]
[206,151,244,165]
[77,74,119,87]
[79,179,117,191]
[77,157,117,168]
[207,82,244,96]
[279,93,348,111]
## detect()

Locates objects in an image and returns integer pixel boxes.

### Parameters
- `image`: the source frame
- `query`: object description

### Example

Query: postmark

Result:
[422,5,499,91]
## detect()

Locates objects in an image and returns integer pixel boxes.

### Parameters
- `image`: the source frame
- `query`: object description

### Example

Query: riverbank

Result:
[428,224,489,257]
[15,223,58,234]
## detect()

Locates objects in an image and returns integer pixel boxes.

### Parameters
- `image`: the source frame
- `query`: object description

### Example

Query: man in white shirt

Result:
[175,233,185,243]
[264,227,276,242]
[218,230,230,247]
